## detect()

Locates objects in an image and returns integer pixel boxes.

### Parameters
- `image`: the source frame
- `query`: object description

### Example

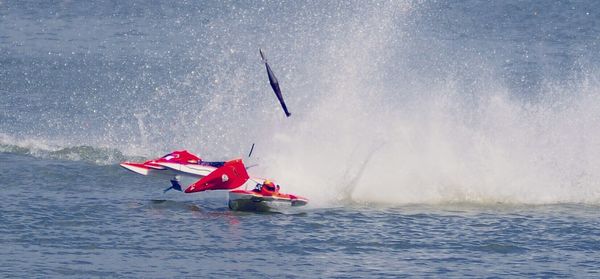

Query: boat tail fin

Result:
[184,159,249,193]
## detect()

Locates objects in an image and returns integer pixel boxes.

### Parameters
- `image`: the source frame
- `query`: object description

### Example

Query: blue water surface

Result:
[2,1,600,277]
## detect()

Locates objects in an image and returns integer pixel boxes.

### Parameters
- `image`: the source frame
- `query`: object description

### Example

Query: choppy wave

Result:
[0,134,144,165]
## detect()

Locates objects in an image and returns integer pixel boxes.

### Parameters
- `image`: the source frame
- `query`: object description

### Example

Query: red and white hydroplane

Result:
[120,150,308,211]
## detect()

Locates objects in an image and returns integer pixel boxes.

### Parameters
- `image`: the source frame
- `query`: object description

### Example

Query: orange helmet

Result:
[263,180,276,192]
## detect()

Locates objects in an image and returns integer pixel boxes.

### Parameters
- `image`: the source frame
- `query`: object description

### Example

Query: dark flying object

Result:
[260,49,291,117]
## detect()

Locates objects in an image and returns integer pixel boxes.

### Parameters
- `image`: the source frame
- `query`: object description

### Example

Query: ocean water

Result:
[1,0,600,277]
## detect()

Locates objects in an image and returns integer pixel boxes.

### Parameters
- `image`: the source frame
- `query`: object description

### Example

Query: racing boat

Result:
[120,150,308,211]
[227,176,308,211]
[120,50,304,211]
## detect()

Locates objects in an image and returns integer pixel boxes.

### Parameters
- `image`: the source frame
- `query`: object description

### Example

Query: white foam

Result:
[248,3,600,206]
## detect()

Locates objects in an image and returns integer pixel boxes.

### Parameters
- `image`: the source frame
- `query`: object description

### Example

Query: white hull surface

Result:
[227,191,308,211]
[120,162,216,179]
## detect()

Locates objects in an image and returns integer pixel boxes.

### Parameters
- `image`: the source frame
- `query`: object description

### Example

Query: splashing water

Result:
[2,1,600,205]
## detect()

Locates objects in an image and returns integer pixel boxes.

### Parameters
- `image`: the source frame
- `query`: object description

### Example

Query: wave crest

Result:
[0,134,144,165]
